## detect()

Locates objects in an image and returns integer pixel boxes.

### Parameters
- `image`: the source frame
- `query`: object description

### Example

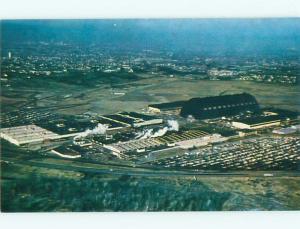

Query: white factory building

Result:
[0,124,71,149]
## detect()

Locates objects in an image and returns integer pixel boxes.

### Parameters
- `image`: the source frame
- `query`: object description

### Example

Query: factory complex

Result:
[103,129,211,157]
[0,111,164,150]
[1,93,299,166]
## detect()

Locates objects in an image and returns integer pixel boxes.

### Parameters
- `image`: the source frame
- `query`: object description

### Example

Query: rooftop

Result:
[0,124,60,145]
[233,115,282,125]
[180,93,260,119]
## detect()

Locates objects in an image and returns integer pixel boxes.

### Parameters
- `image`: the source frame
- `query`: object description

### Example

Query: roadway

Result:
[1,154,300,178]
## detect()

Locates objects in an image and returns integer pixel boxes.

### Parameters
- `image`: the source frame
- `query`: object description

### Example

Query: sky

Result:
[0,0,299,19]
[2,19,300,57]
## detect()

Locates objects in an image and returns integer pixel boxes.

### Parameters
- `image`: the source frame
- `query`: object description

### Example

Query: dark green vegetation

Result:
[2,158,300,212]
[0,141,228,211]
[1,172,230,212]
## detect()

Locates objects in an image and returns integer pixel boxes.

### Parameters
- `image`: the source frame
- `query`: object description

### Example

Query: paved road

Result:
[2,155,300,178]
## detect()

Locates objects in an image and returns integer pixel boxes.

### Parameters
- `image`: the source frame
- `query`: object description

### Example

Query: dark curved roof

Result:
[180,93,260,119]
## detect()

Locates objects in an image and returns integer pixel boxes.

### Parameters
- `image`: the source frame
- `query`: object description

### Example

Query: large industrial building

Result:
[99,112,163,128]
[180,93,260,119]
[232,115,282,130]
[103,129,212,157]
[0,125,69,149]
[148,93,260,119]
[0,111,164,150]
[34,112,162,138]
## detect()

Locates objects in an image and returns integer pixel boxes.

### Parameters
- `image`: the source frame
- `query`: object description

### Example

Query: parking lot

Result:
[150,136,300,171]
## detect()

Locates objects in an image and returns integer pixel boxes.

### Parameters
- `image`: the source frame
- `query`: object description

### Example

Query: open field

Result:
[2,75,300,115]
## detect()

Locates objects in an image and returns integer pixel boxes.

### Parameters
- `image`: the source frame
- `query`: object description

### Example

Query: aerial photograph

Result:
[0,18,299,212]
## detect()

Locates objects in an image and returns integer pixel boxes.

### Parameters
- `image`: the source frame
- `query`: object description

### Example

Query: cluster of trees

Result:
[2,174,230,212]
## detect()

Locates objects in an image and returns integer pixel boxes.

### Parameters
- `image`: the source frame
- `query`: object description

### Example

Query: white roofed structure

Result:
[0,124,61,146]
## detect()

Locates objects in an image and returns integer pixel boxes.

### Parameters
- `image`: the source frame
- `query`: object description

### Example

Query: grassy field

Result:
[2,75,299,115]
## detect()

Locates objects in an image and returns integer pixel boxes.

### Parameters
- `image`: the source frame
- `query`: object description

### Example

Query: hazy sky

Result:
[0,0,299,19]
[2,19,300,57]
